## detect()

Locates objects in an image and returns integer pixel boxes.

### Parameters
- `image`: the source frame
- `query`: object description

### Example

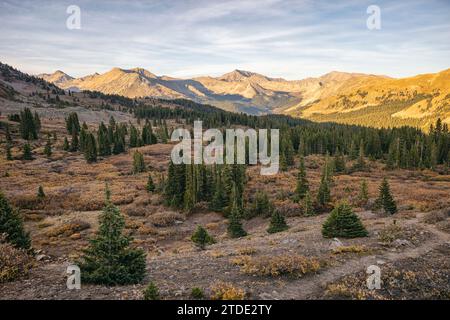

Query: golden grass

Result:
[332,245,369,255]
[45,220,90,238]
[231,254,320,278]
[210,281,246,300]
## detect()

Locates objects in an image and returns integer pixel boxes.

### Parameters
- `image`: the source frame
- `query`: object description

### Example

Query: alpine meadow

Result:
[0,0,449,305]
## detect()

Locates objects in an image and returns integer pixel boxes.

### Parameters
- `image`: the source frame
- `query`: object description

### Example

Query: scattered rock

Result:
[36,254,49,261]
[259,292,273,299]
[174,290,183,297]
[70,233,81,240]
[281,238,297,245]
[329,238,344,250]
[392,239,411,248]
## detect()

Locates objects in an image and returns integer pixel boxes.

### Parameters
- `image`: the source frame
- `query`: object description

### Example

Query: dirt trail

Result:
[265,215,450,300]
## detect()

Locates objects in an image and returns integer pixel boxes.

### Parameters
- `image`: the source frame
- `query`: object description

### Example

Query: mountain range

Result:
[39,67,450,130]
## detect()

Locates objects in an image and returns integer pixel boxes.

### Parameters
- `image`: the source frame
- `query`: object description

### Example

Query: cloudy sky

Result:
[0,0,449,79]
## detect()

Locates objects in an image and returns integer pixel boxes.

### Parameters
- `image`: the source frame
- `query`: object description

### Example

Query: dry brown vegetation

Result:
[0,235,34,283]
[210,281,246,300]
[231,254,321,278]
[323,244,450,300]
[0,109,449,300]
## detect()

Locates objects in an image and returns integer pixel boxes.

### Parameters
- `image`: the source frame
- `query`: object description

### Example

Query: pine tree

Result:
[294,156,309,201]
[183,164,195,213]
[141,120,157,145]
[303,191,315,216]
[430,142,438,170]
[210,172,227,212]
[70,131,79,152]
[6,143,12,160]
[22,143,33,160]
[279,152,287,172]
[298,137,306,156]
[267,210,288,234]
[227,186,247,238]
[197,164,213,201]
[129,125,139,148]
[162,120,169,142]
[191,225,215,249]
[282,133,295,167]
[112,128,125,154]
[132,150,146,174]
[0,191,31,249]
[33,112,41,134]
[386,141,397,170]
[376,178,397,214]
[146,174,155,192]
[79,125,87,152]
[158,123,168,143]
[322,202,368,238]
[353,140,366,170]
[78,186,146,285]
[227,207,247,238]
[37,186,45,200]
[84,132,97,163]
[66,112,80,135]
[5,124,12,143]
[333,148,346,173]
[164,160,185,208]
[97,122,111,156]
[325,154,335,184]
[19,108,38,140]
[250,191,273,218]
[349,140,358,160]
[222,164,246,212]
[63,137,70,151]
[316,164,331,208]
[44,136,52,157]
[358,180,369,207]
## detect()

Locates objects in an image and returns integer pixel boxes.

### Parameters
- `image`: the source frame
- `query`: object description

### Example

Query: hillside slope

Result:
[284,69,450,130]
[39,66,450,130]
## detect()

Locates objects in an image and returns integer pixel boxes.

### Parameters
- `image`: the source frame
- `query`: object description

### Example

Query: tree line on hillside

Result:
[63,112,168,163]
[2,56,448,170]
[134,101,449,171]
[4,104,449,173]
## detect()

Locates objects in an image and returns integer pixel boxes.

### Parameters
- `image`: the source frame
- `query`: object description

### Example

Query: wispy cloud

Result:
[0,0,449,79]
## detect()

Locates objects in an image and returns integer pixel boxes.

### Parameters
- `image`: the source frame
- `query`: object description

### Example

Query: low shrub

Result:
[138,225,158,236]
[143,282,160,300]
[325,283,368,300]
[149,212,183,227]
[236,247,257,256]
[422,210,448,224]
[191,287,204,299]
[45,220,90,237]
[0,234,33,283]
[267,210,289,234]
[232,254,320,278]
[378,222,403,244]
[210,281,245,300]
[437,220,450,233]
[191,226,215,249]
[332,245,368,255]
[123,206,147,217]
